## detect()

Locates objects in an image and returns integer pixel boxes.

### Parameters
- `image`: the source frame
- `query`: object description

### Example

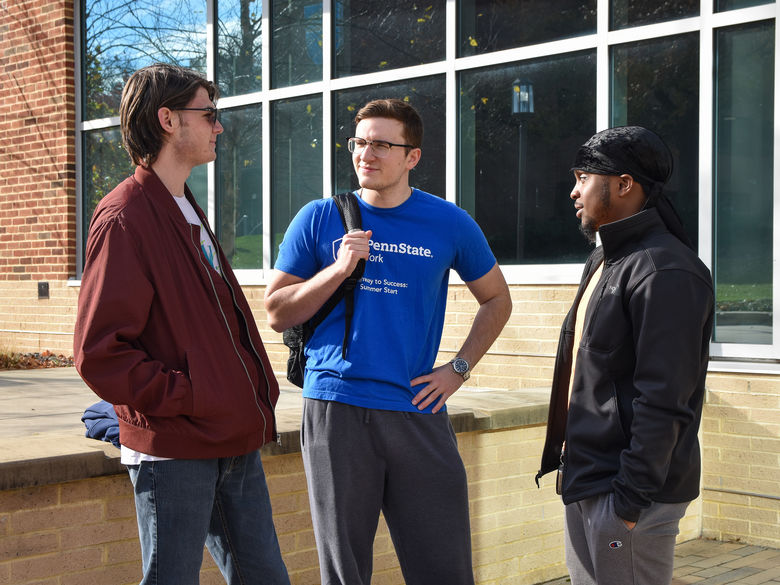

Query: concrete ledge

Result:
[0,434,124,491]
[0,368,550,490]
[262,386,551,456]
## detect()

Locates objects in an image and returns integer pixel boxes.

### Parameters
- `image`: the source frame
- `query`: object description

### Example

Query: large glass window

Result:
[458,0,596,57]
[333,77,446,196]
[333,1,445,78]
[611,33,700,246]
[713,21,775,344]
[82,128,134,247]
[78,1,780,360]
[459,52,597,264]
[82,0,207,119]
[217,0,262,96]
[271,96,323,263]
[271,0,322,88]
[610,0,698,30]
[216,105,263,269]
[716,0,772,11]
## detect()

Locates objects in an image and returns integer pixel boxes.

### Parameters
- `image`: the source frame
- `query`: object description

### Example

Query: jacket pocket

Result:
[185,348,235,419]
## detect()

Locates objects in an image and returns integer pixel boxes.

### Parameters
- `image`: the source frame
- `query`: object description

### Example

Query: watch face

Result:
[453,358,469,374]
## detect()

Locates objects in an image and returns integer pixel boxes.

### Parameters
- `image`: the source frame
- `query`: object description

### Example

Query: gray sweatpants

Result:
[565,492,689,585]
[301,398,475,585]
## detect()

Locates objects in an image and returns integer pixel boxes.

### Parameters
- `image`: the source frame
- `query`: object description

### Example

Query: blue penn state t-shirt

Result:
[274,189,496,413]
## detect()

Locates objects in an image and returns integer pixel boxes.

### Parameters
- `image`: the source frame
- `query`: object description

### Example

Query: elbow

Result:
[494,289,513,327]
[267,315,286,333]
[501,292,513,324]
[263,298,287,333]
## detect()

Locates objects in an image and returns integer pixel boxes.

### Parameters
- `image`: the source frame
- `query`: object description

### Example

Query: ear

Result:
[406,147,421,171]
[157,107,178,135]
[617,174,635,197]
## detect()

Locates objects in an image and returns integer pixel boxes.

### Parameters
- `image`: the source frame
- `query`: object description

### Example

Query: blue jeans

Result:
[127,451,290,585]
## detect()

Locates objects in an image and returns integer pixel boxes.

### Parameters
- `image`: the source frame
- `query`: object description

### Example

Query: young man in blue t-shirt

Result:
[265,98,512,585]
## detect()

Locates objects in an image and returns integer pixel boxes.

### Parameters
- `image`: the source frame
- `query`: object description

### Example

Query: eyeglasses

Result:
[175,107,219,126]
[347,137,415,158]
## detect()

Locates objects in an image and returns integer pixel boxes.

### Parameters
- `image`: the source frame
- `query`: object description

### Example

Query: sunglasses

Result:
[175,107,219,126]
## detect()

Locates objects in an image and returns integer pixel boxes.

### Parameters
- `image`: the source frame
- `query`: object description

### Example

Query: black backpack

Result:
[282,192,365,388]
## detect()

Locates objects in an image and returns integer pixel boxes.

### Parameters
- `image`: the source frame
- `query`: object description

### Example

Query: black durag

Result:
[570,126,693,249]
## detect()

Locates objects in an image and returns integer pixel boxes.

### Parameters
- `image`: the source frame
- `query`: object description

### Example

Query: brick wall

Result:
[0,281,570,390]
[0,428,567,585]
[0,0,76,282]
[700,372,780,548]
[0,280,78,354]
[0,428,704,585]
[2,279,778,554]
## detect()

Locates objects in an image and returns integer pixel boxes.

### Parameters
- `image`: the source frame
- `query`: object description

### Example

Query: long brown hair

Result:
[119,63,218,167]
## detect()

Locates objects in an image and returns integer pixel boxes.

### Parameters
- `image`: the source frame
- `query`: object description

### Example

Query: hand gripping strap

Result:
[331,192,364,359]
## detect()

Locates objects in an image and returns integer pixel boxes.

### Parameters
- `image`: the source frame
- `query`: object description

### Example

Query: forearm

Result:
[264,262,351,332]
[454,292,512,366]
[265,229,372,331]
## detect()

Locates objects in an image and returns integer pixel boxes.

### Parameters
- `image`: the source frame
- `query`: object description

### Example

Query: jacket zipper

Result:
[583,266,610,340]
[188,224,271,444]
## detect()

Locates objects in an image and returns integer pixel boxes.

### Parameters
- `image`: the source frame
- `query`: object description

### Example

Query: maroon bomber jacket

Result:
[74,166,279,458]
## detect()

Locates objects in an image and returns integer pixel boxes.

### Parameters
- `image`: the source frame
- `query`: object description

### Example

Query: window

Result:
[611,33,700,246]
[712,20,775,346]
[716,0,773,11]
[458,52,597,264]
[218,0,263,96]
[610,0,698,30]
[333,0,445,78]
[271,96,323,263]
[458,0,596,56]
[82,0,207,119]
[216,105,263,270]
[80,0,207,237]
[81,128,134,247]
[78,1,780,360]
[333,77,446,196]
[271,0,322,88]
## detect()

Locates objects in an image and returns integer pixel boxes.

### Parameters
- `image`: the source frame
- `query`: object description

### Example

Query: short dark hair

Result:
[354,98,423,149]
[119,63,218,167]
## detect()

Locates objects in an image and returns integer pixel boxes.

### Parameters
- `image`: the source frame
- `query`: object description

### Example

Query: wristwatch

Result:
[449,357,470,381]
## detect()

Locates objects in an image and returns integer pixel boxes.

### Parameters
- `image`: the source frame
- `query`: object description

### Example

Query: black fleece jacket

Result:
[537,208,714,522]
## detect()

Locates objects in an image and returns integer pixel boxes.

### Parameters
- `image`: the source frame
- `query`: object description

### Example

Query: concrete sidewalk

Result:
[2,368,778,585]
[0,365,551,442]
[541,539,780,584]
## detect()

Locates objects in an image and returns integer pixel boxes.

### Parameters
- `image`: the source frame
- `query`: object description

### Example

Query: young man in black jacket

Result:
[536,126,714,585]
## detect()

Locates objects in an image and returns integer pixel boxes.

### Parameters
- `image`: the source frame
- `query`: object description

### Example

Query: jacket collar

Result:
[133,165,202,225]
[598,207,668,263]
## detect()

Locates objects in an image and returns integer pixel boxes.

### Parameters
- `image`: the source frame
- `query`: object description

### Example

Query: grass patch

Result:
[716,283,772,313]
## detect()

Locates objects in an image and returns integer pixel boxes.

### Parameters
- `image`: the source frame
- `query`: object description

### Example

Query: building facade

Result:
[0,0,778,548]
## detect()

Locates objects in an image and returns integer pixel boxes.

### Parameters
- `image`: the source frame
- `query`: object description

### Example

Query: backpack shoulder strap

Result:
[326,192,364,358]
[332,191,362,233]
[309,193,364,333]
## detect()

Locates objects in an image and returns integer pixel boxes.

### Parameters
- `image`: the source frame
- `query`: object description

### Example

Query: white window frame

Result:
[75,0,780,361]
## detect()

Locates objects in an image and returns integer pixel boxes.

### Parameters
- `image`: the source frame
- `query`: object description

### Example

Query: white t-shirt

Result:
[173,194,221,274]
[120,194,220,464]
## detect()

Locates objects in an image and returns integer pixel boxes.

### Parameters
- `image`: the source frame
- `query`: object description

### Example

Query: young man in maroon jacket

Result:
[74,63,290,585]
